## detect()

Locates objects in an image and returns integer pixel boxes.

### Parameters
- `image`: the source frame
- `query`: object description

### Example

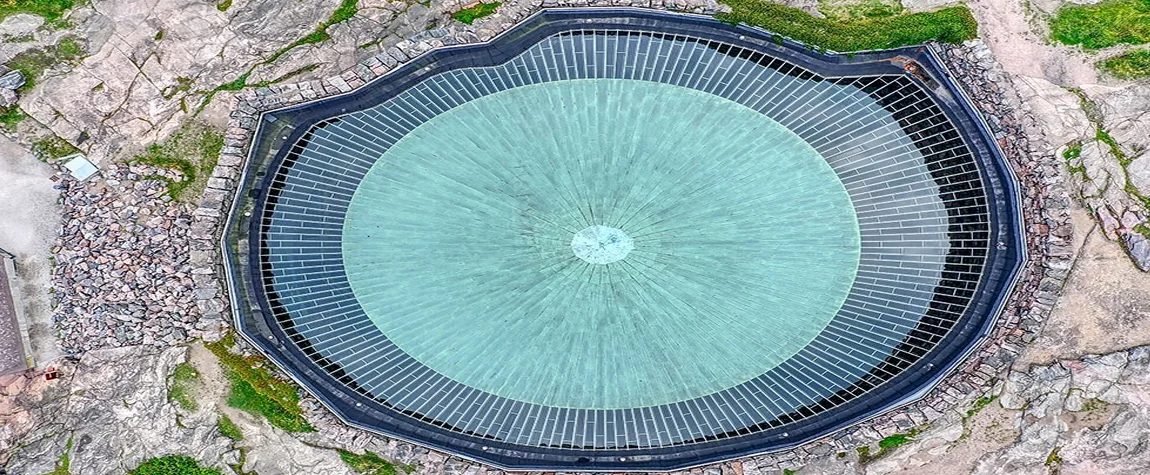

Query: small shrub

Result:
[715,0,977,52]
[338,449,414,475]
[128,455,223,475]
[1101,49,1150,79]
[452,2,501,24]
[217,0,233,12]
[169,362,201,411]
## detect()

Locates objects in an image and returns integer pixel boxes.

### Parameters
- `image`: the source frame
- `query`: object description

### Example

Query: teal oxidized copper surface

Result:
[343,79,861,409]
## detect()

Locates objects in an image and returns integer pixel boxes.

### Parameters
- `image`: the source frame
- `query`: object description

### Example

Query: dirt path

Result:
[964,0,1097,86]
[0,137,62,367]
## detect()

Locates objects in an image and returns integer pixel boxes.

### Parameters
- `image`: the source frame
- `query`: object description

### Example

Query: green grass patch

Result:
[1050,0,1150,49]
[162,76,194,100]
[1131,223,1150,239]
[452,2,501,24]
[216,0,232,12]
[217,413,244,441]
[43,435,74,475]
[0,0,74,24]
[857,428,921,464]
[1045,447,1063,467]
[329,0,359,24]
[1080,398,1109,412]
[1101,49,1150,79]
[31,135,79,160]
[214,71,250,93]
[133,122,223,201]
[715,0,977,52]
[128,455,223,475]
[965,394,998,420]
[5,36,86,91]
[1063,141,1083,160]
[819,0,903,21]
[262,0,358,65]
[169,362,201,411]
[1064,142,1087,175]
[338,449,414,475]
[1096,127,1129,165]
[0,105,24,132]
[56,37,81,57]
[226,376,313,433]
[206,334,314,433]
[878,433,913,450]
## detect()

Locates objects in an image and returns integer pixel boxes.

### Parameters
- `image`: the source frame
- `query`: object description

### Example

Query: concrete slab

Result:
[0,136,62,367]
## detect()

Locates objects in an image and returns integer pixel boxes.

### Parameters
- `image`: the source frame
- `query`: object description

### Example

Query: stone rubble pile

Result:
[0,67,25,108]
[51,164,209,354]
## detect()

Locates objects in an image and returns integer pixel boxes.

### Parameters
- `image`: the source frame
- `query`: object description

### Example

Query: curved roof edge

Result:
[218,8,1028,471]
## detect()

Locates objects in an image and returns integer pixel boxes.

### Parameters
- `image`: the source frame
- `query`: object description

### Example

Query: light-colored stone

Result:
[0,13,44,40]
[1130,156,1150,197]
[1083,83,1150,157]
[1,346,236,474]
[1018,207,1150,366]
[1123,232,1150,271]
[1012,76,1090,148]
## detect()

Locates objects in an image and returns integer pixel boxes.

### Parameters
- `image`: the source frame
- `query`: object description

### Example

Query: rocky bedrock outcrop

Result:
[0,346,234,475]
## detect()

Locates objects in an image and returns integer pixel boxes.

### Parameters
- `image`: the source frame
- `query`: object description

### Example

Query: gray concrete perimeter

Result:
[0,136,62,368]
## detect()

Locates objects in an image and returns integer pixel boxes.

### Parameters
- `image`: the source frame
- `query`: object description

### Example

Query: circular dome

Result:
[232,9,1023,472]
[342,79,859,409]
